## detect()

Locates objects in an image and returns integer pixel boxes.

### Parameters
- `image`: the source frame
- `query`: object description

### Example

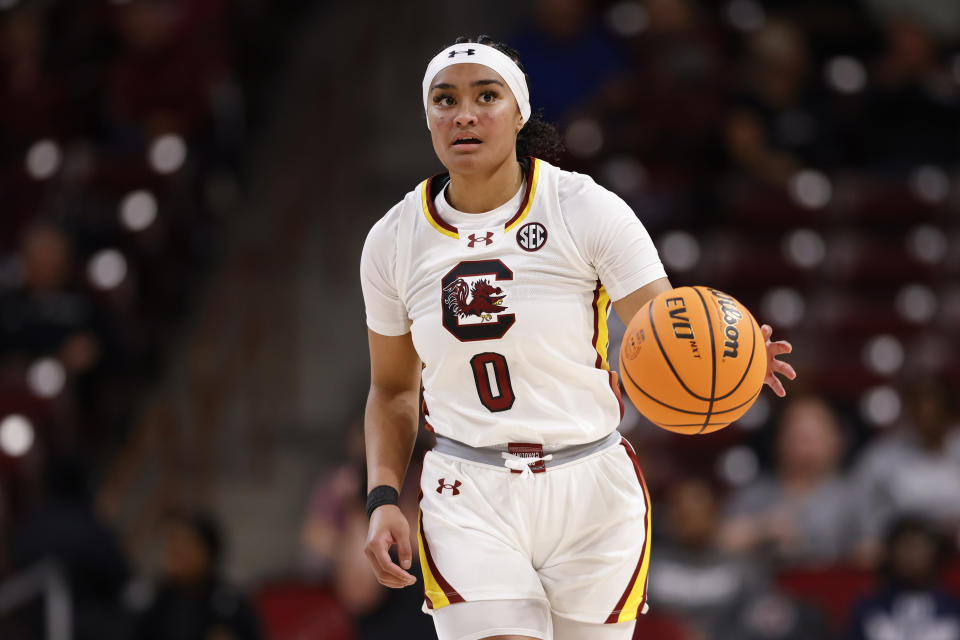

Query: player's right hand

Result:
[364,504,417,588]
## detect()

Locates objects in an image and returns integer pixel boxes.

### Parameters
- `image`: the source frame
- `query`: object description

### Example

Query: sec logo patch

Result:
[517,222,547,252]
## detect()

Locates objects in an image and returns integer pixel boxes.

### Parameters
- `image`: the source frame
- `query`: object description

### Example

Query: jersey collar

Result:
[420,157,540,239]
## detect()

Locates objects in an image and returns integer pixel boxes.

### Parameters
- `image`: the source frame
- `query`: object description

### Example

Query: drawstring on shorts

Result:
[501,452,553,477]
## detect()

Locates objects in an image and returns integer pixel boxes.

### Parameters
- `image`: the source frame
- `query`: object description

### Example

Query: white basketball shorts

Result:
[417,433,651,625]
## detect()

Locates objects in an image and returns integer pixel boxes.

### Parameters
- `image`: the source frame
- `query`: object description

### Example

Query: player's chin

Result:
[443,150,492,174]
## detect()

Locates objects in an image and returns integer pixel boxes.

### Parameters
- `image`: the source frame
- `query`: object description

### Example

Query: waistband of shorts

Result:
[433,430,622,471]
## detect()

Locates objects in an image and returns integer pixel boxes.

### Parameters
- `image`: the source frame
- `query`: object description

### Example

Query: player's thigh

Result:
[536,441,651,624]
[420,452,546,606]
[552,614,636,640]
[432,599,552,640]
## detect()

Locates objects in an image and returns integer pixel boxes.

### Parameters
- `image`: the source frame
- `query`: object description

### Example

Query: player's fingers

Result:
[765,374,786,397]
[373,542,416,585]
[397,530,413,570]
[761,324,773,340]
[378,575,409,589]
[772,360,797,380]
[767,340,792,355]
[364,541,412,587]
[363,545,389,582]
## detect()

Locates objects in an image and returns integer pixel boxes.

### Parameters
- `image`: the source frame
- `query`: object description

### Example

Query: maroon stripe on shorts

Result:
[419,510,465,606]
[605,437,651,624]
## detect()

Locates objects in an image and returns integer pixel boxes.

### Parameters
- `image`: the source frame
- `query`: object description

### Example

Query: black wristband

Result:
[366,485,399,518]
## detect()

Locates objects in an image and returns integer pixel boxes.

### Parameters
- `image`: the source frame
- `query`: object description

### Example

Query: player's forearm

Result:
[364,385,420,493]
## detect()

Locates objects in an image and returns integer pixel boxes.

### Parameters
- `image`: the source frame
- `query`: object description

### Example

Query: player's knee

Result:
[552,616,636,640]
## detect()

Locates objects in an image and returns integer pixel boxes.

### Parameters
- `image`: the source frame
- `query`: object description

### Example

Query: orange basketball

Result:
[619,286,767,434]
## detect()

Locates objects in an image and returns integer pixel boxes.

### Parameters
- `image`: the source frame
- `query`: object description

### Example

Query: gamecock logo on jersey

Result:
[441,260,516,341]
[444,278,507,320]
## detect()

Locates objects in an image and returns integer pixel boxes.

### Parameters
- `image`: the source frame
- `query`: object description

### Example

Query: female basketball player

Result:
[360,36,795,640]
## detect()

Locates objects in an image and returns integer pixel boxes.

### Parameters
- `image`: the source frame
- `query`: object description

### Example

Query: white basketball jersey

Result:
[361,158,665,448]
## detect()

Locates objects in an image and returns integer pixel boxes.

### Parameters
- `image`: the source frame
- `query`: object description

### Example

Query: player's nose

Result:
[454,107,477,127]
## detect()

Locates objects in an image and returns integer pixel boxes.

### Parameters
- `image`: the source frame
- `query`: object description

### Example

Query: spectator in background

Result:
[134,511,262,640]
[510,0,630,126]
[626,0,728,161]
[851,378,960,566]
[104,0,229,148]
[720,396,859,567]
[864,0,960,43]
[299,418,365,579]
[860,16,960,169]
[724,20,826,186]
[0,8,72,151]
[0,221,103,377]
[647,476,765,637]
[649,475,834,640]
[9,454,131,640]
[848,516,960,640]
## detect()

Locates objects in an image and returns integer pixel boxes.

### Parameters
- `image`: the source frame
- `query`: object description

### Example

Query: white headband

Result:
[422,42,531,131]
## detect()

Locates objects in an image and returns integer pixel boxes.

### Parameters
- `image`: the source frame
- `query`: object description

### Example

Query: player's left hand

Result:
[761,324,796,397]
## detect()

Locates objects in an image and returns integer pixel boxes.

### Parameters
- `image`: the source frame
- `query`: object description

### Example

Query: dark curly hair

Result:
[440,35,564,164]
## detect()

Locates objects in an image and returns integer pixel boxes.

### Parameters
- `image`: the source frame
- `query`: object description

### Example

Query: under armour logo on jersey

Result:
[467,232,494,248]
[448,48,476,58]
[517,222,547,252]
[437,478,462,495]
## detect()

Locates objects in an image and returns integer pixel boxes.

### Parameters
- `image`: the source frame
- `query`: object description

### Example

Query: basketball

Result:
[619,286,767,434]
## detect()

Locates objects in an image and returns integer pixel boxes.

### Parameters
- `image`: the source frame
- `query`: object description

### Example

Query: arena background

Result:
[0,0,958,638]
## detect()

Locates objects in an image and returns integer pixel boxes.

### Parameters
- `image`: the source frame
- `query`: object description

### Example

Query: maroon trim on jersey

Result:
[591,282,603,368]
[419,509,465,608]
[424,175,459,236]
[609,371,625,422]
[605,437,651,624]
[421,384,430,417]
[502,156,536,230]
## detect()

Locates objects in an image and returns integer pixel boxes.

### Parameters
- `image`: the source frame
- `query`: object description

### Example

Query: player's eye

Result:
[433,94,455,106]
[479,90,499,103]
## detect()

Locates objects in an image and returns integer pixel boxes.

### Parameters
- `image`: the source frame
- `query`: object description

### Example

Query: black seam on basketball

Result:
[647,293,711,402]
[693,287,717,434]
[621,361,758,416]
[713,309,758,401]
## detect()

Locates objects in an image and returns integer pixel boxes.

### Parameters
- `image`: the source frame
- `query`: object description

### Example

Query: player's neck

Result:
[446,158,523,214]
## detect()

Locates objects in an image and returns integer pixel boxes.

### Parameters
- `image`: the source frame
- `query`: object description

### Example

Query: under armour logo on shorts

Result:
[437,478,462,495]
[448,49,476,58]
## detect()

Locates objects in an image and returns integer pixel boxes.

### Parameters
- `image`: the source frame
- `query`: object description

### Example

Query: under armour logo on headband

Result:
[448,48,476,57]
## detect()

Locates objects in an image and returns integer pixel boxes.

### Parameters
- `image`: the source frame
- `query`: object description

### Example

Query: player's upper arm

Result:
[559,173,667,302]
[367,329,421,395]
[360,205,411,336]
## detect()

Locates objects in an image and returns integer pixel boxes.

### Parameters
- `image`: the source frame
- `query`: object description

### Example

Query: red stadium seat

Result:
[776,566,876,633]
[255,581,354,640]
[945,561,960,601]
[633,610,700,640]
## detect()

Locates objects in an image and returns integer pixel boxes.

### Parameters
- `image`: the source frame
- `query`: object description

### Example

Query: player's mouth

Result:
[452,136,482,148]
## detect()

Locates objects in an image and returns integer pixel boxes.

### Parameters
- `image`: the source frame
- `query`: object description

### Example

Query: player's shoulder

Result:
[551,163,629,217]
[365,178,427,242]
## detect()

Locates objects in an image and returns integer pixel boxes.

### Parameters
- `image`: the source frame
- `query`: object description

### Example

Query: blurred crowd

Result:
[0,0,307,638]
[1,0,959,639]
